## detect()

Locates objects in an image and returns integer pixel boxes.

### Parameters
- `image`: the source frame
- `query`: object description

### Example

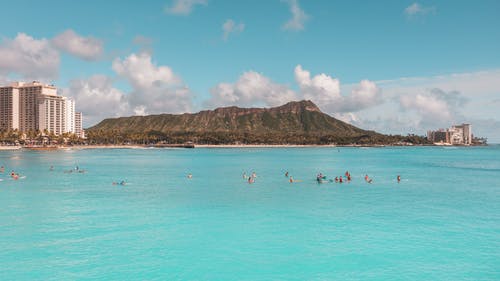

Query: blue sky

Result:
[0,0,499,141]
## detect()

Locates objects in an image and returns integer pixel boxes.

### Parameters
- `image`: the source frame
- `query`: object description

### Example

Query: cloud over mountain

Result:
[206,71,297,108]
[112,52,192,115]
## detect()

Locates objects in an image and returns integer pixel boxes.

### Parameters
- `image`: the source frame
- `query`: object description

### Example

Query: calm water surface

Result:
[1,146,499,280]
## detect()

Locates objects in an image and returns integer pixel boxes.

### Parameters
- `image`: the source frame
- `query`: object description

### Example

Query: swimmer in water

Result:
[251,172,257,178]
[285,171,289,177]
[335,176,339,183]
[49,165,54,171]
[187,173,193,179]
[242,172,247,179]
[0,166,4,173]
[339,176,343,183]
[397,175,401,183]
[289,176,294,183]
[248,176,254,184]
[10,171,19,180]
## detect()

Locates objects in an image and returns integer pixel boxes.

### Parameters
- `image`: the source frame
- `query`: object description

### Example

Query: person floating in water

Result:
[285,171,289,177]
[335,176,339,183]
[10,170,19,180]
[187,173,193,179]
[397,175,401,183]
[251,172,257,178]
[316,173,323,183]
[365,174,373,184]
[289,176,294,183]
[339,176,343,183]
[248,176,254,184]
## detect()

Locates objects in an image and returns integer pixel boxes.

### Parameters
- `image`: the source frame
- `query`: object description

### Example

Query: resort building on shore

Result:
[427,123,472,145]
[0,81,84,137]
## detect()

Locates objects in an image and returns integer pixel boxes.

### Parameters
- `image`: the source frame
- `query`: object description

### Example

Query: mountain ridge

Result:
[89,100,372,136]
[85,100,422,145]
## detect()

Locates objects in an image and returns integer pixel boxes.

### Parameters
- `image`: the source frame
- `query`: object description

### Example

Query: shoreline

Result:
[0,143,488,151]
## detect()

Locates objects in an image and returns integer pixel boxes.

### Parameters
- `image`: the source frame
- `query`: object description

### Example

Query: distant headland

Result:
[83,100,430,146]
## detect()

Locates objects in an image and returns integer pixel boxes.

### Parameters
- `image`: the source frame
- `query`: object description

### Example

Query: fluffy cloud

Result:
[399,88,467,127]
[282,0,309,31]
[404,2,435,18]
[222,19,245,41]
[206,71,297,108]
[207,65,381,114]
[165,0,207,15]
[62,75,130,126]
[51,29,103,61]
[0,33,59,81]
[295,65,381,113]
[112,52,192,115]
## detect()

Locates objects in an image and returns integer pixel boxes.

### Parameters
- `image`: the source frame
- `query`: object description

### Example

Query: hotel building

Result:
[0,81,84,137]
[427,123,472,145]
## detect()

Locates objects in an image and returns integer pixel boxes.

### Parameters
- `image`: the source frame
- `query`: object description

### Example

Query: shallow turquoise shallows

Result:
[1,146,499,280]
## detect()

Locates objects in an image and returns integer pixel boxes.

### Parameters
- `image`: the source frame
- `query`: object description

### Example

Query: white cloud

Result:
[399,89,463,125]
[404,2,435,17]
[282,0,309,31]
[112,52,192,115]
[51,29,103,61]
[206,71,297,108]
[346,69,500,141]
[62,75,130,126]
[165,0,207,15]
[0,33,59,81]
[222,19,245,41]
[295,65,381,113]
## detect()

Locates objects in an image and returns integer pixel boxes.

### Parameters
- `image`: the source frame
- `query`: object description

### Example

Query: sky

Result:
[0,0,499,142]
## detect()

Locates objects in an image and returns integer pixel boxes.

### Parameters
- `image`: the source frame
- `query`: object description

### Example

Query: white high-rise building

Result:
[75,112,84,138]
[65,99,75,134]
[0,86,20,130]
[0,81,82,137]
[37,95,66,136]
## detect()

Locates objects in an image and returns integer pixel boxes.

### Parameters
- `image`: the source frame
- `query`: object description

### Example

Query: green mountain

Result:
[86,100,408,145]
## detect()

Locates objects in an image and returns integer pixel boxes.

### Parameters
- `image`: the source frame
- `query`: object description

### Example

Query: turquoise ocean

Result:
[1,146,499,280]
